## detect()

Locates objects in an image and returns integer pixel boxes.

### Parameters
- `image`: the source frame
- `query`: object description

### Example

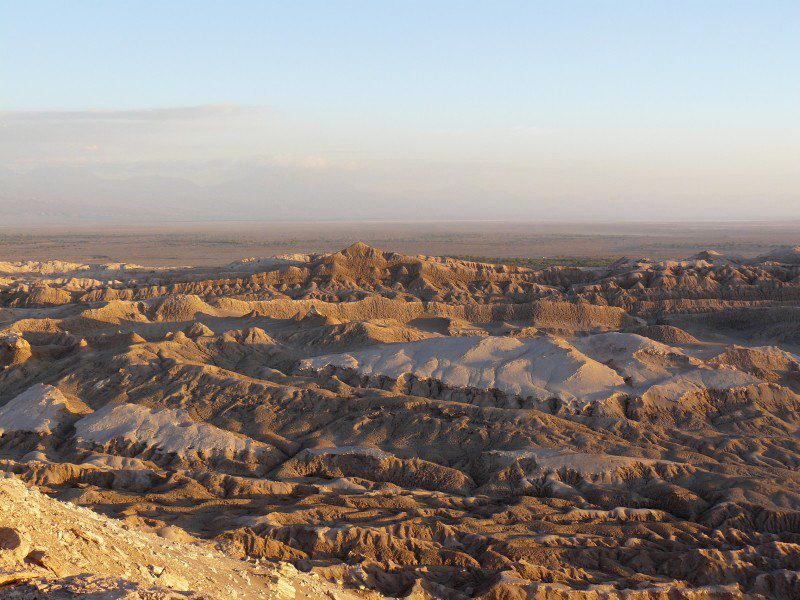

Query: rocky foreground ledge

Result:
[0,475,368,599]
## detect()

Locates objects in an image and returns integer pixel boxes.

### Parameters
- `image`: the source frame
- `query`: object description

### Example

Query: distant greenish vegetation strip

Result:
[448,255,618,269]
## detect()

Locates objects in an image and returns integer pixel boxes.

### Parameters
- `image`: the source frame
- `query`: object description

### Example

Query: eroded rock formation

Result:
[2,243,800,598]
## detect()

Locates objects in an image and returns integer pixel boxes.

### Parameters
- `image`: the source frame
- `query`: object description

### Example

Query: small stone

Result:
[159,571,191,591]
[0,527,29,561]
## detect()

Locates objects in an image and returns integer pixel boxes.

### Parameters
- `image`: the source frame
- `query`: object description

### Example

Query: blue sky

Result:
[1,1,798,221]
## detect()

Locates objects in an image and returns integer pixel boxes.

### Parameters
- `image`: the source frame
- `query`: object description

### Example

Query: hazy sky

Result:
[1,1,798,222]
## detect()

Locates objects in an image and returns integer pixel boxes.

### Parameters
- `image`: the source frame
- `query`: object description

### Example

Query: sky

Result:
[1,0,798,223]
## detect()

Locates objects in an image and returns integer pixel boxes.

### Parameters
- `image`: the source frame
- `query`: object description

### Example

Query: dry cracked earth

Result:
[3,242,800,598]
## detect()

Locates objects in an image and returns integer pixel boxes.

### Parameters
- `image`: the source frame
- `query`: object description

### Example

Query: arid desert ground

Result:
[3,224,800,598]
[3,221,800,266]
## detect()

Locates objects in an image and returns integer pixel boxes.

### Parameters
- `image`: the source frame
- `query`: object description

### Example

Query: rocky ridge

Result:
[2,243,800,598]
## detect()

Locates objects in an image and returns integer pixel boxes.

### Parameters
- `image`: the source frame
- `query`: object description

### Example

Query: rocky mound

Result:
[0,333,32,367]
[758,245,800,264]
[631,324,700,344]
[0,384,89,436]
[301,335,628,409]
[0,475,362,598]
[74,403,286,474]
[708,345,800,380]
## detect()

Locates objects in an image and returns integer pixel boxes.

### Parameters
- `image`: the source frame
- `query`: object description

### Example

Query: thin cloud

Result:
[0,104,268,124]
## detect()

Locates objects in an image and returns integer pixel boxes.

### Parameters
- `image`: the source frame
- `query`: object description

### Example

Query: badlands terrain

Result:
[2,241,800,598]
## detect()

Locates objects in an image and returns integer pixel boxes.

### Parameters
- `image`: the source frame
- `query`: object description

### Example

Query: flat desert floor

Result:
[2,220,800,265]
